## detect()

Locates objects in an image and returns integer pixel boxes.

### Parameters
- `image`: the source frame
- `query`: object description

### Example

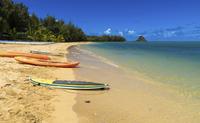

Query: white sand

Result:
[0,43,79,123]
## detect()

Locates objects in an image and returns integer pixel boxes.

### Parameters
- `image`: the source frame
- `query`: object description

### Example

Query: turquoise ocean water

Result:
[80,41,200,98]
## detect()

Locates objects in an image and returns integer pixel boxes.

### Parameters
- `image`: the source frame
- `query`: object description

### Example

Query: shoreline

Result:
[0,43,81,123]
[1,42,200,123]
[69,44,200,123]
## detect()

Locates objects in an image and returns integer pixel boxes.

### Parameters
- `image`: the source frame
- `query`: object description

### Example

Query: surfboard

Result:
[30,50,65,56]
[29,77,109,90]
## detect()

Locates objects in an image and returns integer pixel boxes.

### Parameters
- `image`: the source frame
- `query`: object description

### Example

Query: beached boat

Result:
[29,77,109,90]
[14,57,79,68]
[0,51,50,60]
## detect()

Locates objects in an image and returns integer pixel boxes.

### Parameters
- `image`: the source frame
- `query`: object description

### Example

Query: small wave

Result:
[73,46,119,68]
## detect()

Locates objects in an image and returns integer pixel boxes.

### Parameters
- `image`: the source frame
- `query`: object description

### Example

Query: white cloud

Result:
[119,31,123,36]
[104,28,112,35]
[163,31,176,38]
[128,30,135,35]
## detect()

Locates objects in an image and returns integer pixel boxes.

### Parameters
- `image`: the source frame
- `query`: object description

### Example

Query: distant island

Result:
[0,0,126,42]
[136,35,147,42]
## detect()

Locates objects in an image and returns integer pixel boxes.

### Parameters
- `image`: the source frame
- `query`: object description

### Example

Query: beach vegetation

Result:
[0,0,126,42]
[87,35,126,42]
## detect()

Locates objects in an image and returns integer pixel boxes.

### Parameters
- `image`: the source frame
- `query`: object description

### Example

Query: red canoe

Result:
[14,57,79,68]
[0,51,50,60]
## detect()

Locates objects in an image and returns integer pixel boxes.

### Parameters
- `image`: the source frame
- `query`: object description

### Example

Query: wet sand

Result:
[0,43,79,123]
[69,45,200,123]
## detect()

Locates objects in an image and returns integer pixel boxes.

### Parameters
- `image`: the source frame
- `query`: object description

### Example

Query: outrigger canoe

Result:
[29,77,109,90]
[14,57,79,68]
[0,51,50,60]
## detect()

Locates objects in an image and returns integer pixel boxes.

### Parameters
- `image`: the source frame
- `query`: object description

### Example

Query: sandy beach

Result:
[0,43,79,123]
[1,42,200,123]
[2,0,200,122]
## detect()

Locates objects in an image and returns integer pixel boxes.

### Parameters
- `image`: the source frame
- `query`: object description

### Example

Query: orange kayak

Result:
[0,51,50,60]
[14,57,79,68]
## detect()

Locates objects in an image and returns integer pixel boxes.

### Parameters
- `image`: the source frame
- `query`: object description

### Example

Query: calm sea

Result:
[69,41,200,123]
[80,41,200,98]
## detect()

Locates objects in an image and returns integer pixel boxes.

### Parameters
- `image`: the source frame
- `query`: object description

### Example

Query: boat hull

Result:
[0,51,50,60]
[15,57,79,68]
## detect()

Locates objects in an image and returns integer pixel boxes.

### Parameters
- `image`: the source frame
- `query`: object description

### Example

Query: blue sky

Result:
[14,0,200,41]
